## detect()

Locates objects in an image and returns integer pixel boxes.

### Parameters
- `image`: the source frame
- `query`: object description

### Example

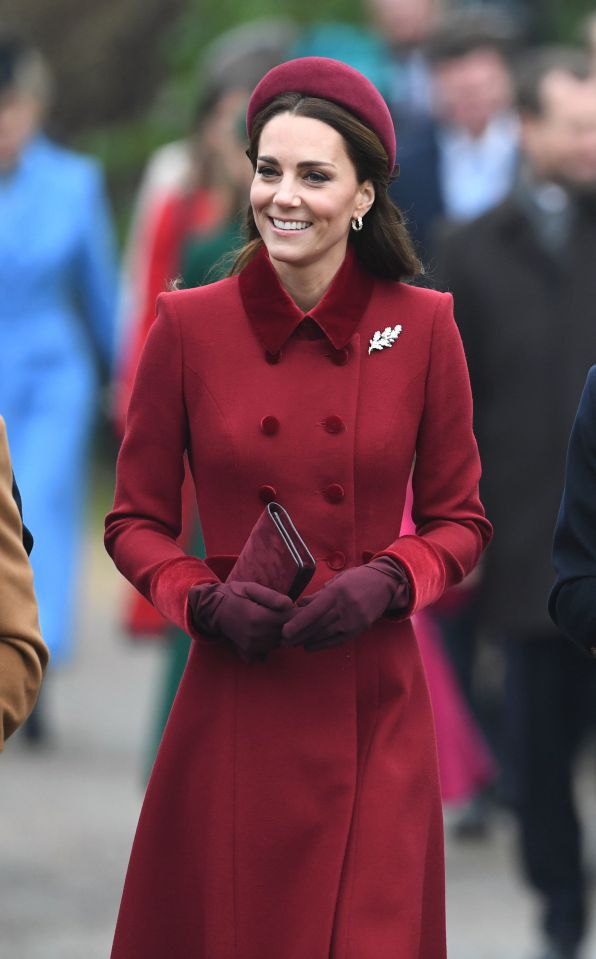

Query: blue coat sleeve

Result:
[74,162,119,377]
[549,366,596,656]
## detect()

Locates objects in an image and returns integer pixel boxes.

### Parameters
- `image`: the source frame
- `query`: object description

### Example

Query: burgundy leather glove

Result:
[281,557,410,652]
[188,581,294,662]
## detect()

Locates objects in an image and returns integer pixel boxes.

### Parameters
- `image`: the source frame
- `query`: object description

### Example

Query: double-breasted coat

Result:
[105,245,491,959]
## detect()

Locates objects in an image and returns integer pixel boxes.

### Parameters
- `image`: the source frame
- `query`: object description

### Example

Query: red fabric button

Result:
[330,347,349,366]
[323,483,345,504]
[324,415,345,434]
[265,350,282,364]
[327,551,346,571]
[258,484,277,504]
[361,550,375,563]
[260,416,279,436]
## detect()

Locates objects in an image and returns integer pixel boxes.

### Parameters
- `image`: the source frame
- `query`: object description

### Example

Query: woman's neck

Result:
[270,245,347,313]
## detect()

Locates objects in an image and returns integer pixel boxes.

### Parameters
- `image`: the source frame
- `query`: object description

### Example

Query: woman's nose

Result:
[273,177,301,207]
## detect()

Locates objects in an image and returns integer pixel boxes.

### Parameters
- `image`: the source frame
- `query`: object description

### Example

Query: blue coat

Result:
[0,134,118,661]
[550,366,596,657]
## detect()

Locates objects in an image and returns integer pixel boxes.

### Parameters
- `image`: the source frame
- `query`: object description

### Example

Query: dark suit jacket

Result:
[549,367,596,656]
[435,194,596,634]
[390,116,444,268]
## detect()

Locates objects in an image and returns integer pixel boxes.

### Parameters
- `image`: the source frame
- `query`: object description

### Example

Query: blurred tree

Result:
[545,0,596,41]
[2,0,187,137]
[4,0,362,138]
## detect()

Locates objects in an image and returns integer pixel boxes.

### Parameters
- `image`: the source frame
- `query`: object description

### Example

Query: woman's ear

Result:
[355,179,375,219]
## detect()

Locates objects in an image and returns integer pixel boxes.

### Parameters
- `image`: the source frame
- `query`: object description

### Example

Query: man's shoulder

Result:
[586,365,596,393]
[578,366,596,420]
[440,195,518,249]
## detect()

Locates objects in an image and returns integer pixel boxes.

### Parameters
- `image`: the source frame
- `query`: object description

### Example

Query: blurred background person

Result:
[435,47,596,959]
[0,29,118,741]
[113,22,293,772]
[391,6,521,270]
[0,414,48,750]
[365,0,443,119]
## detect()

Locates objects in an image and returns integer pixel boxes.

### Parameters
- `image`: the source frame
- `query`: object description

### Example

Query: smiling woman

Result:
[105,56,492,959]
[233,82,420,296]
[249,113,375,308]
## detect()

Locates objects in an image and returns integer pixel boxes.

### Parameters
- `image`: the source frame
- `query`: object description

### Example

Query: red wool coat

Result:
[105,245,491,959]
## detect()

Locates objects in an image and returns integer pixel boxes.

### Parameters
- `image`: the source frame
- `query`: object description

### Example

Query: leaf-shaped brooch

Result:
[368,324,402,355]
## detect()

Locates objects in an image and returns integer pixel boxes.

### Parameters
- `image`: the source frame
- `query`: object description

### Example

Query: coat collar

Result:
[238,243,374,354]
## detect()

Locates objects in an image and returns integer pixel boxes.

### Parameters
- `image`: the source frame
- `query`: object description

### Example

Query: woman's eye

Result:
[256,166,278,178]
[305,171,328,184]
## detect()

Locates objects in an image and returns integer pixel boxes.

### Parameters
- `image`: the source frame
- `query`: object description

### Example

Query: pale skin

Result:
[250,112,375,313]
[520,71,596,188]
[0,91,42,173]
[432,47,514,139]
[365,0,442,48]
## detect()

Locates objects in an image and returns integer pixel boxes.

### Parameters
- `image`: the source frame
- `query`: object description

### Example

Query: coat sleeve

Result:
[74,162,119,379]
[0,418,48,750]
[374,292,492,615]
[549,367,596,656]
[104,293,220,636]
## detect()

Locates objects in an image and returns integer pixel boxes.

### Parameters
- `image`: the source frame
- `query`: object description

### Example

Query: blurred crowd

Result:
[2,2,596,958]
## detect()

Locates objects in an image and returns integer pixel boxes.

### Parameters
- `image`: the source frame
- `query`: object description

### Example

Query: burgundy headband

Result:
[246,56,396,173]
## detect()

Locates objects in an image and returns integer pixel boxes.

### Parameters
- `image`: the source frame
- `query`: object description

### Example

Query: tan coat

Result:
[0,416,47,749]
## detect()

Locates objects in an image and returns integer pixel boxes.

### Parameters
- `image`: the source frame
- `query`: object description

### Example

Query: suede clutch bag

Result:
[226,502,316,601]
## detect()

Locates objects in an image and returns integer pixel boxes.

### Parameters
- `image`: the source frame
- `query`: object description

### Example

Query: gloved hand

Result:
[188,581,294,662]
[281,557,409,652]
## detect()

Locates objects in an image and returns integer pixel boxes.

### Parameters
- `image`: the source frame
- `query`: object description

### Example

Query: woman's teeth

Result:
[272,218,311,231]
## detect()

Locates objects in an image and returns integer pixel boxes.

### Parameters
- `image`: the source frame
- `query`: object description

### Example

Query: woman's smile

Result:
[269,216,313,233]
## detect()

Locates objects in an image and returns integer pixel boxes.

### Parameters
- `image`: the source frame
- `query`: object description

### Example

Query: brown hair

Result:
[229,93,421,281]
[424,8,520,66]
[515,46,593,117]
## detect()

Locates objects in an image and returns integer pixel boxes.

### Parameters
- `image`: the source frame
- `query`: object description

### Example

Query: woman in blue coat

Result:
[0,32,118,677]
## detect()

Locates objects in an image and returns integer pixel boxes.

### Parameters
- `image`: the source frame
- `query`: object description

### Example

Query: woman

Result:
[105,57,491,959]
[0,32,118,680]
[0,417,47,749]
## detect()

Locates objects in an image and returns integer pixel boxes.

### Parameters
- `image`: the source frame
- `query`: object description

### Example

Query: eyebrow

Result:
[257,155,337,169]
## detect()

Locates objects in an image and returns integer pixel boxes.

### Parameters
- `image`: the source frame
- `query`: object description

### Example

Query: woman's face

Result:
[202,88,253,192]
[0,91,41,172]
[250,112,374,279]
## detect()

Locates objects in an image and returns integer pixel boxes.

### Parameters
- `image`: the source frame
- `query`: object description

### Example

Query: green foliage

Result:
[545,0,595,42]
[76,0,364,241]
